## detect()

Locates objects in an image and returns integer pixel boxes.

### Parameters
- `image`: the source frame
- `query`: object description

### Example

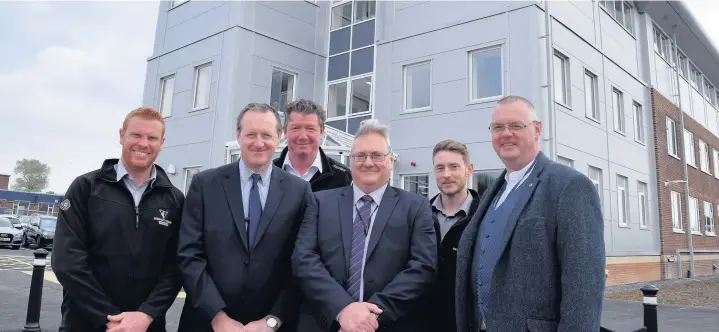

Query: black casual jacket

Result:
[427,189,481,332]
[52,159,185,332]
[273,146,352,192]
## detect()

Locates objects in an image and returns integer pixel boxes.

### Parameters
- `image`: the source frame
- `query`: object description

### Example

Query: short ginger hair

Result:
[122,107,166,136]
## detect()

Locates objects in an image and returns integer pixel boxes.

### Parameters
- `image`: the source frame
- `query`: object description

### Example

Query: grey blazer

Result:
[455,152,606,332]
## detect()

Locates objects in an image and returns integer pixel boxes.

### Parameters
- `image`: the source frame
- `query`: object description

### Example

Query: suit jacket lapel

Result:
[221,162,249,251]
[254,166,286,248]
[366,186,399,260]
[495,153,548,258]
[339,187,354,272]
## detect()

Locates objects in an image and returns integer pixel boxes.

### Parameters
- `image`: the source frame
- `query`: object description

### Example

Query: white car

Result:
[0,216,23,250]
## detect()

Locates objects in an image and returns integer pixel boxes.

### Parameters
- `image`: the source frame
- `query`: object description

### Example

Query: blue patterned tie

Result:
[347,194,373,301]
[248,173,262,249]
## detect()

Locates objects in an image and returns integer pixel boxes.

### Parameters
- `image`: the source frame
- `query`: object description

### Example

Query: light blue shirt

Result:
[238,159,272,220]
[352,182,388,302]
[114,160,156,207]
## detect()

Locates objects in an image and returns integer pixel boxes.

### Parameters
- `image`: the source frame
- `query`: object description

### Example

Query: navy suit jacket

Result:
[176,162,313,332]
[291,185,438,332]
[455,152,606,332]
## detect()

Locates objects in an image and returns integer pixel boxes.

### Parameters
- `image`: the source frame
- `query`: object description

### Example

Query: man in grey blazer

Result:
[456,96,606,332]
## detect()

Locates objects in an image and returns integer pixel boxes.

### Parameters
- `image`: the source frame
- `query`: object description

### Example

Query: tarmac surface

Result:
[1,247,718,332]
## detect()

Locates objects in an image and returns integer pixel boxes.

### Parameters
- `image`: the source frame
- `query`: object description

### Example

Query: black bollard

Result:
[640,284,659,332]
[23,248,49,332]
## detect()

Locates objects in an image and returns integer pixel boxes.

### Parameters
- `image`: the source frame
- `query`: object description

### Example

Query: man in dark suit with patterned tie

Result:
[292,119,438,332]
[177,103,314,332]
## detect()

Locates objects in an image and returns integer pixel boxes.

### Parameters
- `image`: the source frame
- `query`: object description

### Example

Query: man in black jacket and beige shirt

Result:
[273,99,352,192]
[427,139,481,332]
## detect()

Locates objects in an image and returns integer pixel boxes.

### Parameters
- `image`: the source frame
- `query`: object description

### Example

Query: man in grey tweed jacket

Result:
[455,96,605,332]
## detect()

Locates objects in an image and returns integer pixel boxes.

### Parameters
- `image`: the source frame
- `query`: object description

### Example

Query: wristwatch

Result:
[266,315,280,331]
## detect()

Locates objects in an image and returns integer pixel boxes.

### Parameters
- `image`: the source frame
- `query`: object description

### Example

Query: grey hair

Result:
[497,95,540,122]
[354,119,392,151]
[236,102,282,137]
[283,99,326,129]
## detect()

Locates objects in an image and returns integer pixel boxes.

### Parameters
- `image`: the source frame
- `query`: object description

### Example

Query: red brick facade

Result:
[650,89,719,279]
[0,174,9,190]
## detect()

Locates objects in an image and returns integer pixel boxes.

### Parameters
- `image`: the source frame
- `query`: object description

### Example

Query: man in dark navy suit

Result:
[292,119,437,332]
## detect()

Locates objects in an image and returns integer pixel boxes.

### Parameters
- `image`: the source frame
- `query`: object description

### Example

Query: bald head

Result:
[490,95,542,172]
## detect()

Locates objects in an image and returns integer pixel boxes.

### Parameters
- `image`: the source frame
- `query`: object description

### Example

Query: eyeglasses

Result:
[488,121,536,133]
[351,151,392,163]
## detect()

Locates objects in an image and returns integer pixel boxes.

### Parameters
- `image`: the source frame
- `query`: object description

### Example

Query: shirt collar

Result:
[114,159,156,185]
[239,158,273,184]
[283,150,324,174]
[353,183,388,206]
[504,157,536,183]
[432,189,473,216]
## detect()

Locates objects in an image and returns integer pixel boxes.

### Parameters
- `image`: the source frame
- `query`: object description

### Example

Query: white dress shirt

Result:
[352,182,388,302]
[282,150,323,182]
[495,158,536,207]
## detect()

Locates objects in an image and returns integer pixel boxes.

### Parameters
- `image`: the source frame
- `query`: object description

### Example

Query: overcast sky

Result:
[0,0,718,194]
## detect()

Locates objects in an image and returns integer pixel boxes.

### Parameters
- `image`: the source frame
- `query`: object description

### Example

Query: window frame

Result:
[670,191,683,232]
[713,149,719,179]
[269,67,297,116]
[698,140,710,173]
[158,74,175,118]
[400,174,430,197]
[553,50,570,106]
[689,196,701,234]
[666,117,678,157]
[612,87,625,135]
[616,175,629,227]
[183,166,202,195]
[588,166,603,212]
[192,62,212,111]
[703,201,715,236]
[637,181,648,229]
[584,69,600,122]
[683,129,696,167]
[468,45,504,104]
[633,101,644,144]
[169,0,189,9]
[600,1,635,36]
[557,156,574,168]
[402,60,433,113]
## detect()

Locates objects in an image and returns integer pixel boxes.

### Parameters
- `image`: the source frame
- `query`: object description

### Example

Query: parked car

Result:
[22,215,56,249]
[0,216,23,250]
[0,214,23,230]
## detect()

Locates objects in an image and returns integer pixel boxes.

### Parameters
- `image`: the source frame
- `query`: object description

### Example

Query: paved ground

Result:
[1,247,718,332]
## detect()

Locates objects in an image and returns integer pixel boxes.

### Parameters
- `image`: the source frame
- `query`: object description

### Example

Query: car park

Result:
[0,216,23,250]
[22,215,56,249]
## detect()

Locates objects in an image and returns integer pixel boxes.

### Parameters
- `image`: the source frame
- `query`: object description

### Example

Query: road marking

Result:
[19,271,187,299]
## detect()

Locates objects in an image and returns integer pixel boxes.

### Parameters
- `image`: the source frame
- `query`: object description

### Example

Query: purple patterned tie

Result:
[347,194,373,301]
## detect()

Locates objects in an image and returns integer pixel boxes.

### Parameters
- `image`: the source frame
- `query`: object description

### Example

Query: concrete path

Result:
[601,299,719,332]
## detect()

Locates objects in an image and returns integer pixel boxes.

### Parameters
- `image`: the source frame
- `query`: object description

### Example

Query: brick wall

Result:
[650,89,719,278]
[606,259,662,286]
[0,175,8,190]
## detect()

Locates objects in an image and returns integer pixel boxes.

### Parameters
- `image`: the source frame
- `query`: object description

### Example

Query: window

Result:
[666,117,678,157]
[616,175,629,227]
[403,61,431,111]
[704,79,716,105]
[473,170,503,195]
[638,182,648,229]
[683,130,695,166]
[699,140,710,173]
[671,191,682,231]
[270,69,296,115]
[704,201,715,235]
[183,167,202,195]
[557,156,574,167]
[653,26,674,64]
[600,1,634,33]
[679,54,688,77]
[612,88,625,134]
[469,46,503,101]
[170,0,189,8]
[192,63,212,110]
[589,166,603,208]
[327,0,375,132]
[159,75,175,117]
[553,51,570,105]
[633,102,644,143]
[689,196,700,233]
[713,149,719,178]
[584,70,599,121]
[402,175,429,197]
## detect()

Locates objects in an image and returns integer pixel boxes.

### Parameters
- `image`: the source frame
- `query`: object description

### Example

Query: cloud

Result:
[0,1,160,194]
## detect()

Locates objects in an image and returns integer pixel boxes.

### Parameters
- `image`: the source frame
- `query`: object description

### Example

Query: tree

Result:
[12,159,51,192]
[46,191,56,195]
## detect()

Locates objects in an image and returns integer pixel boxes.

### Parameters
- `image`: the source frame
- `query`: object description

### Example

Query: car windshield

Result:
[0,218,11,228]
[40,218,57,230]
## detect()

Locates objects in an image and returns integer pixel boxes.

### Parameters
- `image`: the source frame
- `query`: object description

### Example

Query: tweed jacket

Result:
[455,152,606,332]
